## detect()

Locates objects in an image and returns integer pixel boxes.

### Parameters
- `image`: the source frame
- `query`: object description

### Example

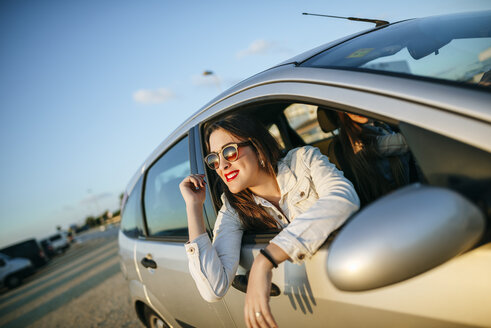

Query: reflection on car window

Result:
[144,137,190,238]
[267,123,285,149]
[284,104,334,144]
[121,177,144,239]
[301,11,491,88]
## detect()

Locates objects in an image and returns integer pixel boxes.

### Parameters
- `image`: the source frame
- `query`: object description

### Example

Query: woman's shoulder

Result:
[218,194,243,224]
[219,193,236,215]
[281,146,323,166]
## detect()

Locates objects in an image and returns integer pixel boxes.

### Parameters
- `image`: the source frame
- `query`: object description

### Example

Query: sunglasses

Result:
[205,141,251,170]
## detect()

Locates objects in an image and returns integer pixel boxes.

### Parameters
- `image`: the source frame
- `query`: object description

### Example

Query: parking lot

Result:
[0,228,144,328]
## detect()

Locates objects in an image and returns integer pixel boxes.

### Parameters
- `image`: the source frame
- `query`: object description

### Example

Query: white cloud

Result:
[133,87,175,104]
[79,192,113,205]
[236,39,284,59]
[192,74,222,88]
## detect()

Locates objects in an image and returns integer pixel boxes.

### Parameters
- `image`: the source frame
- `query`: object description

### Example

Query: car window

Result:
[267,123,286,149]
[301,11,491,89]
[120,176,144,239]
[143,137,190,238]
[284,103,335,144]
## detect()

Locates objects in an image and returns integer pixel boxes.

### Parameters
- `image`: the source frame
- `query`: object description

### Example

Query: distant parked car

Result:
[65,230,75,243]
[119,11,490,328]
[0,253,34,289]
[39,239,57,258]
[0,239,48,268]
[47,233,70,253]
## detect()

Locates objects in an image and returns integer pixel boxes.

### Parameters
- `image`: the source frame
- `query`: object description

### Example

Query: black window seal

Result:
[191,125,216,235]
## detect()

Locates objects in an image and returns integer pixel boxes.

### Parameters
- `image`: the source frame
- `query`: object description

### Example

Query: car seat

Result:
[316,108,342,170]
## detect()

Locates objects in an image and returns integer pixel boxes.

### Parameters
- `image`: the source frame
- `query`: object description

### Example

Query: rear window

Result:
[49,234,61,241]
[284,103,335,144]
[120,177,144,239]
[301,11,491,89]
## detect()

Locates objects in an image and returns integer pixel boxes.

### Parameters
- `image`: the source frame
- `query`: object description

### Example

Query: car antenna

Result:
[302,13,389,27]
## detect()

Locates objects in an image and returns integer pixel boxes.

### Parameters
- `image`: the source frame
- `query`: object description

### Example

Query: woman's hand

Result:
[179,174,206,206]
[180,174,207,241]
[244,256,278,328]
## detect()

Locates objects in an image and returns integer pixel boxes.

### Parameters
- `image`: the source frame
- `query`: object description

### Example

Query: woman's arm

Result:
[272,146,360,263]
[179,174,207,240]
[245,146,359,327]
[245,243,286,328]
[180,175,243,302]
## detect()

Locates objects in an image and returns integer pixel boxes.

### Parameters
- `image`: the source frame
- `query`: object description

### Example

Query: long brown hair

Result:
[337,113,408,206]
[204,113,282,231]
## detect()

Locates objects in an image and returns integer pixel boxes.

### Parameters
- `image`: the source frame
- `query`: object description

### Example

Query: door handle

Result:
[141,257,157,269]
[232,274,281,297]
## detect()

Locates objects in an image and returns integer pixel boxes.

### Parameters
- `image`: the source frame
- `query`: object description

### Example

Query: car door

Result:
[135,134,236,328]
[193,77,490,328]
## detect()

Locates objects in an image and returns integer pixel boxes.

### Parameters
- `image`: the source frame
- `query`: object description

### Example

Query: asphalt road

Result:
[0,228,145,328]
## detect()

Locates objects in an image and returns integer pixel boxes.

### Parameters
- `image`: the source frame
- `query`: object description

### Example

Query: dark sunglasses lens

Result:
[223,145,238,162]
[206,154,219,170]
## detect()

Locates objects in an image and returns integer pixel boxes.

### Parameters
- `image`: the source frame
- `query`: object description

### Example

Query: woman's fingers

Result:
[248,307,260,328]
[244,304,251,328]
[192,174,206,188]
[244,292,276,328]
[244,257,278,328]
[259,302,277,328]
[186,174,206,189]
[179,174,207,205]
[249,306,275,328]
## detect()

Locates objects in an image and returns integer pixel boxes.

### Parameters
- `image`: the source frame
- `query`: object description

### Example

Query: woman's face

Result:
[208,128,264,194]
[347,113,369,124]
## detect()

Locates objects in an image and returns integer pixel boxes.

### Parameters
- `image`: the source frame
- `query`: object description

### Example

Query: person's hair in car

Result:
[204,113,282,231]
[336,112,409,206]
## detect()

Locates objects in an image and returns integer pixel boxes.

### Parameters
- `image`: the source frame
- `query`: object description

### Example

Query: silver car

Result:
[119,11,491,328]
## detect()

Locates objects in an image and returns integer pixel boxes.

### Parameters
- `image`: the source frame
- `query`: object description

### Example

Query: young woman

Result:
[179,113,360,328]
[335,112,411,206]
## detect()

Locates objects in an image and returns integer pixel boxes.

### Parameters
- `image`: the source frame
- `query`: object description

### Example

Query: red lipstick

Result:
[225,170,239,182]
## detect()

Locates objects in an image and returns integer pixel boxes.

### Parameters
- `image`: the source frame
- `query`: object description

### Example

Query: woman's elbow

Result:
[197,280,229,303]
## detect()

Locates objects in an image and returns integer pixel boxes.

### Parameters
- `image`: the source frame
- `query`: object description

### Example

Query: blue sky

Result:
[1,0,490,248]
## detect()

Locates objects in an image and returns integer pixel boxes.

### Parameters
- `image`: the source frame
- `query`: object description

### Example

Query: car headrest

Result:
[317,108,338,133]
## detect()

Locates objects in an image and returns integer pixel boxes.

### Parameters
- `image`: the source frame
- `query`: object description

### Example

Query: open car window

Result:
[202,101,425,241]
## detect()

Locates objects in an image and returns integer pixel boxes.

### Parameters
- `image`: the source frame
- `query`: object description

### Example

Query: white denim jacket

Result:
[185,146,360,302]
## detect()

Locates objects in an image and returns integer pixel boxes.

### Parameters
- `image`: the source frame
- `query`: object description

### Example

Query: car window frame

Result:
[140,133,193,243]
[190,126,217,234]
[197,90,490,246]
[120,175,145,239]
[197,100,345,245]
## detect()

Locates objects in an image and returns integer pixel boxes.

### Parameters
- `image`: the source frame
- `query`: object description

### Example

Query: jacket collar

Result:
[251,158,297,206]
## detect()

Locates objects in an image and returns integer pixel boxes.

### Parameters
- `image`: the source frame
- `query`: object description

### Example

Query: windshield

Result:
[301,11,491,89]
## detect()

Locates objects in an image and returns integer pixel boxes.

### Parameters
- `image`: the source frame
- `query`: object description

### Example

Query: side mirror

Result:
[327,184,485,291]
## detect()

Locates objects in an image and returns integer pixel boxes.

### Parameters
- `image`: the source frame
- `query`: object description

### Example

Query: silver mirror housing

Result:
[327,184,485,291]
